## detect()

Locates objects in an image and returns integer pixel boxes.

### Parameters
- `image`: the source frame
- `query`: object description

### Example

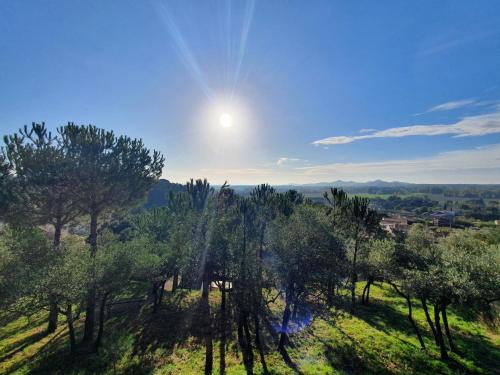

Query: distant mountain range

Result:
[284,180,414,188]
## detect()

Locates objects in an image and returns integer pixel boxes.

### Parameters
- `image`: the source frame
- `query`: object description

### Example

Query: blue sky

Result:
[1,0,500,184]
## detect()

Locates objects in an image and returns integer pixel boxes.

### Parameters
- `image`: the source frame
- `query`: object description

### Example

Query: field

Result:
[1,283,498,375]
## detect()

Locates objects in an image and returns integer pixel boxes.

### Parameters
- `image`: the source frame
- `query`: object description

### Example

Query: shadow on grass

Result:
[309,325,391,375]
[0,330,48,363]
[135,291,199,353]
[0,312,47,341]
[352,292,500,375]
[2,328,69,375]
[21,290,217,374]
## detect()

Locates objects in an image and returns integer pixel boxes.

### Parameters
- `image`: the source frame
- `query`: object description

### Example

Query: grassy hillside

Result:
[1,283,498,374]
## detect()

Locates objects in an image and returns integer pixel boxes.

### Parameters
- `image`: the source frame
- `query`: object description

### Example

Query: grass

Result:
[0,283,498,374]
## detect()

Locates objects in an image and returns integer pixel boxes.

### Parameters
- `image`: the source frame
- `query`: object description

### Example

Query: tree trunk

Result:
[88,212,98,255]
[158,280,166,307]
[361,282,369,304]
[291,303,298,320]
[434,305,448,360]
[82,212,98,347]
[441,305,458,353]
[238,312,253,375]
[172,271,179,292]
[253,312,268,374]
[421,298,438,345]
[47,294,59,334]
[389,283,425,350]
[152,282,159,314]
[259,225,265,260]
[237,312,245,354]
[94,292,109,352]
[406,295,425,349]
[53,221,62,248]
[366,278,372,303]
[350,272,357,312]
[278,290,293,351]
[47,221,63,333]
[242,314,254,375]
[350,236,359,313]
[202,271,213,375]
[66,304,76,354]
[219,279,227,375]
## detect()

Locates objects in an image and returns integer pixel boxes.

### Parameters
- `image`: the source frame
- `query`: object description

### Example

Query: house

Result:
[380,215,409,233]
[430,211,455,227]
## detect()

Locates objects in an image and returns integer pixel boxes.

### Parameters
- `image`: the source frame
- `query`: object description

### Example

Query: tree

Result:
[249,184,277,373]
[431,230,500,356]
[58,123,164,348]
[166,191,193,292]
[43,237,91,353]
[269,204,343,356]
[399,225,500,360]
[365,237,427,349]
[0,152,14,219]
[184,178,215,375]
[3,123,82,332]
[92,232,137,351]
[0,226,53,315]
[324,188,379,312]
[233,196,258,374]
[402,224,449,357]
[206,185,238,375]
[133,207,173,313]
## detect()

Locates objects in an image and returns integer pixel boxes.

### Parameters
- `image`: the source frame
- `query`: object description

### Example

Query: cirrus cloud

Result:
[313,111,500,145]
[276,157,307,166]
[426,99,476,112]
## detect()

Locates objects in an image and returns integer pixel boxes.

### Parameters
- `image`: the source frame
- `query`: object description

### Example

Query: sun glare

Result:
[219,112,233,128]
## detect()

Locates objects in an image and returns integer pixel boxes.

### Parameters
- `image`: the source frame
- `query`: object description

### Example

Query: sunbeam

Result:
[155,2,215,99]
[231,0,255,99]
[154,1,255,103]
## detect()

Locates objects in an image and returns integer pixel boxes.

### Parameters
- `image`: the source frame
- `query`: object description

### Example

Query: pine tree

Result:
[58,123,164,348]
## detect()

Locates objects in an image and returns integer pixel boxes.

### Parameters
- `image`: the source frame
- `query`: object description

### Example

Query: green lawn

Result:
[1,283,498,374]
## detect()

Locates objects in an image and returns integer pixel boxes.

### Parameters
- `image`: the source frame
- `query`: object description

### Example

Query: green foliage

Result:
[2,123,80,230]
[269,204,343,295]
[0,153,14,218]
[58,123,164,218]
[44,237,92,308]
[0,226,53,311]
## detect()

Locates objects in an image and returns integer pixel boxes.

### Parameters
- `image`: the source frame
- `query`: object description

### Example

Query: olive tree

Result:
[268,204,343,354]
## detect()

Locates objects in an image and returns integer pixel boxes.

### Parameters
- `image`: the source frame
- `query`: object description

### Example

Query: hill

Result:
[144,179,185,208]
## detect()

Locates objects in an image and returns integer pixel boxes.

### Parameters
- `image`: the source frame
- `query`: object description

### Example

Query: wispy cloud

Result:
[313,111,500,145]
[418,29,500,57]
[276,157,306,166]
[298,144,500,183]
[427,99,476,112]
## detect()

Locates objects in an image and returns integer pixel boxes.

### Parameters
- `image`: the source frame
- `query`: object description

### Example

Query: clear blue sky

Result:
[2,0,500,184]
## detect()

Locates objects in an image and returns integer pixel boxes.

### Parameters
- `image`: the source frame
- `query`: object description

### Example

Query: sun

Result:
[219,112,233,128]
